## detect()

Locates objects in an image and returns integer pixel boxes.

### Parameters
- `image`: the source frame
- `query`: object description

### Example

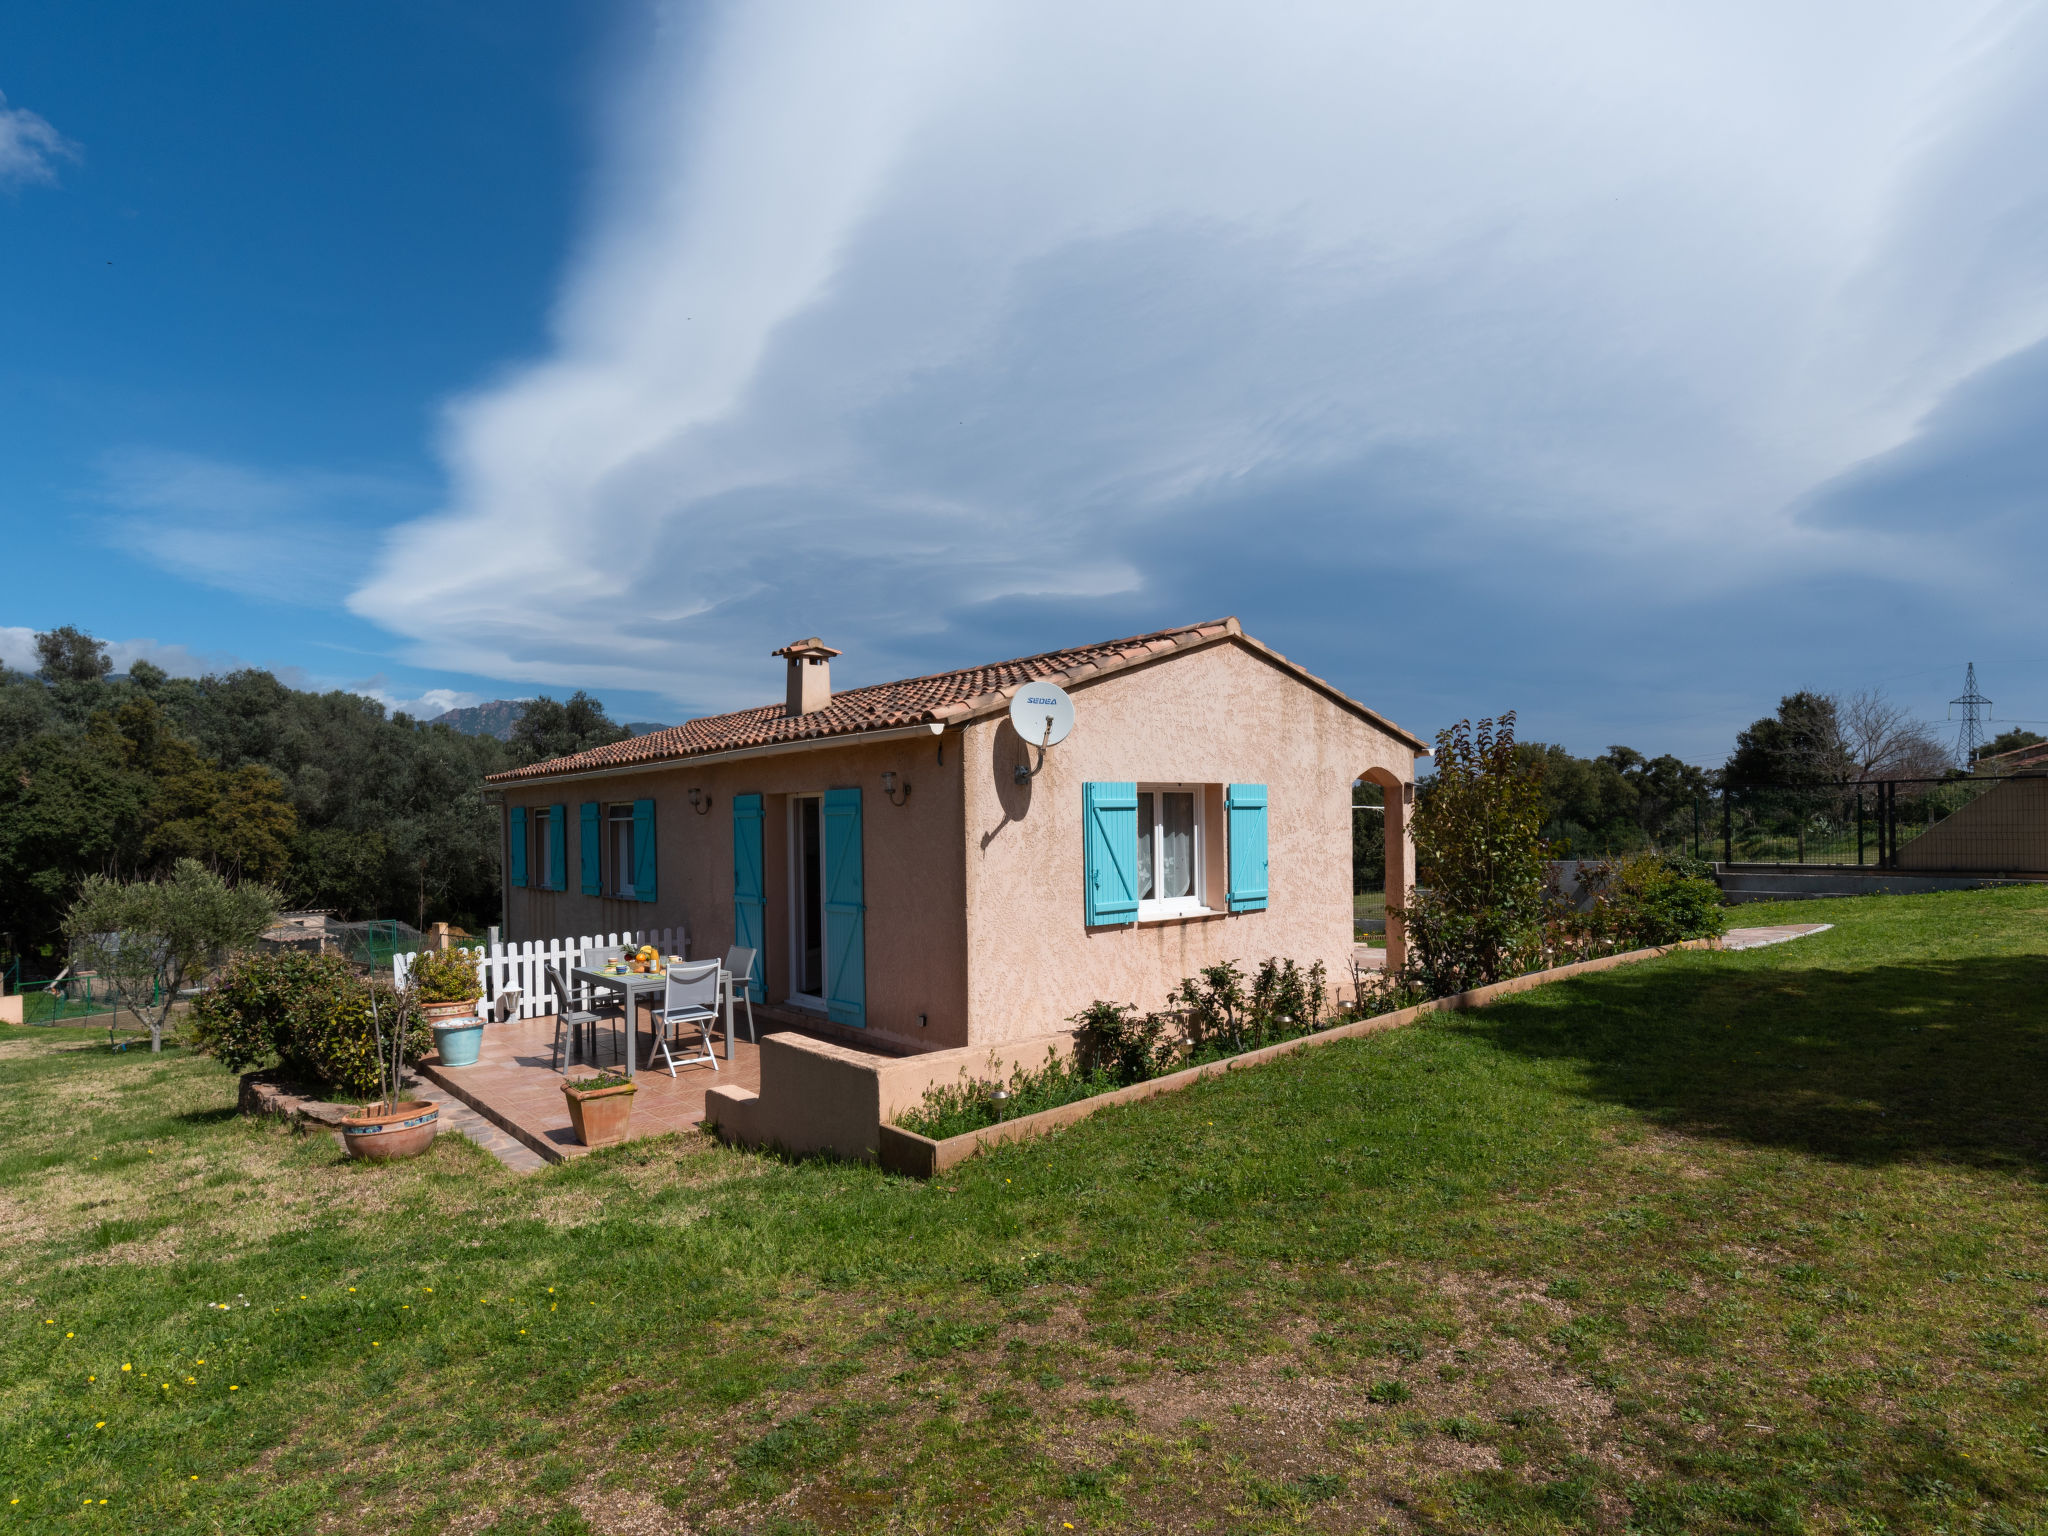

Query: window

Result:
[527,805,565,891]
[1136,785,1207,918]
[607,803,637,898]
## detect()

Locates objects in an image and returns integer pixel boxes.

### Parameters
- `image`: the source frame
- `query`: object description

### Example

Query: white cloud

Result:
[349,0,2048,725]
[0,90,76,188]
[102,450,421,604]
[344,680,493,719]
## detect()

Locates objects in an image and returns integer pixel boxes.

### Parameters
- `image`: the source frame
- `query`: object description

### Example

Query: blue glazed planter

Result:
[432,1020,486,1068]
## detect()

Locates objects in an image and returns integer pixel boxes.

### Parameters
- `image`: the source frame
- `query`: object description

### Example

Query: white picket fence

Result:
[391,928,690,1020]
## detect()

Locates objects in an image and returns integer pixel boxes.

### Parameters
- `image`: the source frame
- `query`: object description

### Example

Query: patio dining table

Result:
[570,961,739,1078]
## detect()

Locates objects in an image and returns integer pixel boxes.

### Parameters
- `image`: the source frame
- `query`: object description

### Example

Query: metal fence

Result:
[1531,774,2046,872]
[1719,775,2042,870]
[10,974,144,1025]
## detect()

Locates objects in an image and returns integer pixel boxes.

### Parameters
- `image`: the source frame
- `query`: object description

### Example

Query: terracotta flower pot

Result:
[420,998,481,1024]
[563,1081,637,1147]
[340,1100,439,1161]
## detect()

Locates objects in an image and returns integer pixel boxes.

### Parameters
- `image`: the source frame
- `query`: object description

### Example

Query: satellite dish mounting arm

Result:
[1014,717,1054,784]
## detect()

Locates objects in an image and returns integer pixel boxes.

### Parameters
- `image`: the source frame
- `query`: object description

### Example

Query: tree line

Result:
[0,626,631,978]
[1364,686,1983,869]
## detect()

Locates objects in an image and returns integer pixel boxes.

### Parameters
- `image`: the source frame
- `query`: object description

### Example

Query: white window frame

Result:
[1135,783,1210,921]
[529,810,559,892]
[606,803,637,899]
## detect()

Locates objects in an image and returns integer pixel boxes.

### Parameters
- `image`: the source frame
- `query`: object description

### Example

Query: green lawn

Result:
[3,887,2045,1534]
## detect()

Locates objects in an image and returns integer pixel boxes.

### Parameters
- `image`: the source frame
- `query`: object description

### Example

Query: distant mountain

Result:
[425,700,528,740]
[424,700,669,740]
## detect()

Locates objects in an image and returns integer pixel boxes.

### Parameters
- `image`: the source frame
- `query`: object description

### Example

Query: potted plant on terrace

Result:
[413,946,486,1068]
[562,1072,637,1148]
[340,971,438,1162]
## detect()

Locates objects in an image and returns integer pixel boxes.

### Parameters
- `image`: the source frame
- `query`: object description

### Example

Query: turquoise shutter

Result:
[579,802,601,895]
[632,798,657,903]
[547,805,567,891]
[1226,783,1269,911]
[732,794,765,1000]
[822,787,866,1028]
[1083,782,1139,926]
[509,806,528,888]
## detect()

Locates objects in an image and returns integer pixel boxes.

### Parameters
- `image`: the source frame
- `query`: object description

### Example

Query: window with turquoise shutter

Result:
[732,794,764,997]
[546,805,567,891]
[1226,783,1269,911]
[1083,782,1139,926]
[822,787,866,1027]
[632,799,657,903]
[508,806,528,888]
[579,803,601,895]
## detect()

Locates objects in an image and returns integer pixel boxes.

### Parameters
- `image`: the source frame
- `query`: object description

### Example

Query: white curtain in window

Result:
[1161,793,1195,899]
[1136,792,1156,901]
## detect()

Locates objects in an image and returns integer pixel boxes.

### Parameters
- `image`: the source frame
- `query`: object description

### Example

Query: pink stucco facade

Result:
[496,629,1423,1056]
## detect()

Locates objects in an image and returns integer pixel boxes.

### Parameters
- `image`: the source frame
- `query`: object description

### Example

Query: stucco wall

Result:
[958,637,1419,1044]
[500,730,969,1053]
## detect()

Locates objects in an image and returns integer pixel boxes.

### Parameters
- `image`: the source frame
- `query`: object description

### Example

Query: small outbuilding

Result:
[487,617,1427,1056]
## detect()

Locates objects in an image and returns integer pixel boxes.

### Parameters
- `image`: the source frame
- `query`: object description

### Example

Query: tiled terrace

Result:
[418,1003,889,1164]
[419,1009,763,1164]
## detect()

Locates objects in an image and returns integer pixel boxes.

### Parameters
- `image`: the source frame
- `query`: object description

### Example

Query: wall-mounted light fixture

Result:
[881,771,911,807]
[686,787,713,816]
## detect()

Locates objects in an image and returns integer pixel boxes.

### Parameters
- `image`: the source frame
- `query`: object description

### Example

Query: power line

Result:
[1949,662,1992,766]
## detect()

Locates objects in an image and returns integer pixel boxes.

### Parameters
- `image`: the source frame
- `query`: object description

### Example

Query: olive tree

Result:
[63,859,279,1052]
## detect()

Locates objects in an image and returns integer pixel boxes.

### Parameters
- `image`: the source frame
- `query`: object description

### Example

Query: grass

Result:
[2,886,2046,1533]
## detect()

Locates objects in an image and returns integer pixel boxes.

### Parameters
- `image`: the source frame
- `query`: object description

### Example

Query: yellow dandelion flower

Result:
[121,1365,131,1372]
[66,1332,74,1338]
[348,1287,355,1292]
[371,1342,380,1348]
[195,1360,204,1365]
[228,1385,238,1391]
[95,1422,105,1429]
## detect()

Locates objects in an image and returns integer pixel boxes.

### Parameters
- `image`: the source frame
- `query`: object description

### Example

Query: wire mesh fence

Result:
[1719,775,2043,871]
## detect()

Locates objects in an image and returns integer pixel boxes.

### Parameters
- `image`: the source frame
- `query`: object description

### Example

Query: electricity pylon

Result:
[1950,662,1991,767]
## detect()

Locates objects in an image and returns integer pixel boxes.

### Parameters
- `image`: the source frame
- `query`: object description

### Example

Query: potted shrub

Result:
[562,1072,636,1147]
[341,973,439,1162]
[412,947,486,1068]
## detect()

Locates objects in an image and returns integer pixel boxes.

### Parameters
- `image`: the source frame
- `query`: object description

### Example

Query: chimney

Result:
[772,638,841,716]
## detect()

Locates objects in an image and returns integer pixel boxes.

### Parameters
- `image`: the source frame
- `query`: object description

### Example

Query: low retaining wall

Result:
[705,1029,1079,1161]
[0,995,21,1026]
[877,938,1725,1178]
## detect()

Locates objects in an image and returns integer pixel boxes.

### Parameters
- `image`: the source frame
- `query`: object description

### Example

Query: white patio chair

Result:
[721,945,758,1044]
[649,960,722,1077]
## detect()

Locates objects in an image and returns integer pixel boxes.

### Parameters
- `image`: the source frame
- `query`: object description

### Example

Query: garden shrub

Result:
[1395,714,1550,996]
[189,949,429,1101]
[1070,1000,1172,1086]
[1583,853,1727,948]
[409,945,480,1003]
[905,955,1339,1135]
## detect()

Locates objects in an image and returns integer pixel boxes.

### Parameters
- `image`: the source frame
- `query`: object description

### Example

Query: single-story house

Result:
[486,617,1427,1056]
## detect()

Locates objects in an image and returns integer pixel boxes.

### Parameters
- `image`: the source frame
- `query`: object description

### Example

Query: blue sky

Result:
[5,1,2046,762]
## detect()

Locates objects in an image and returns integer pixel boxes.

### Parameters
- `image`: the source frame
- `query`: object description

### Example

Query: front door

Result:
[789,795,827,1007]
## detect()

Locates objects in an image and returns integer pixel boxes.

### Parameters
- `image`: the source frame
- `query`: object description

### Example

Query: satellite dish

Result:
[1009,682,1074,748]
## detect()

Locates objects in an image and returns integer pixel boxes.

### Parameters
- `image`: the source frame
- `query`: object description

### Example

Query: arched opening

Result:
[1355,766,1415,972]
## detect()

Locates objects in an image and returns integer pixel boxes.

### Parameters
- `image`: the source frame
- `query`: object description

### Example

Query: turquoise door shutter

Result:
[579,802,601,895]
[732,794,765,1000]
[1226,783,1269,911]
[1083,782,1139,926]
[509,806,528,888]
[822,787,866,1028]
[632,799,658,903]
[546,805,568,891]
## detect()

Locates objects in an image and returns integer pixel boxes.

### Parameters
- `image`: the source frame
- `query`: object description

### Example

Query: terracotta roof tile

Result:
[487,620,1236,783]
[487,615,1423,783]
